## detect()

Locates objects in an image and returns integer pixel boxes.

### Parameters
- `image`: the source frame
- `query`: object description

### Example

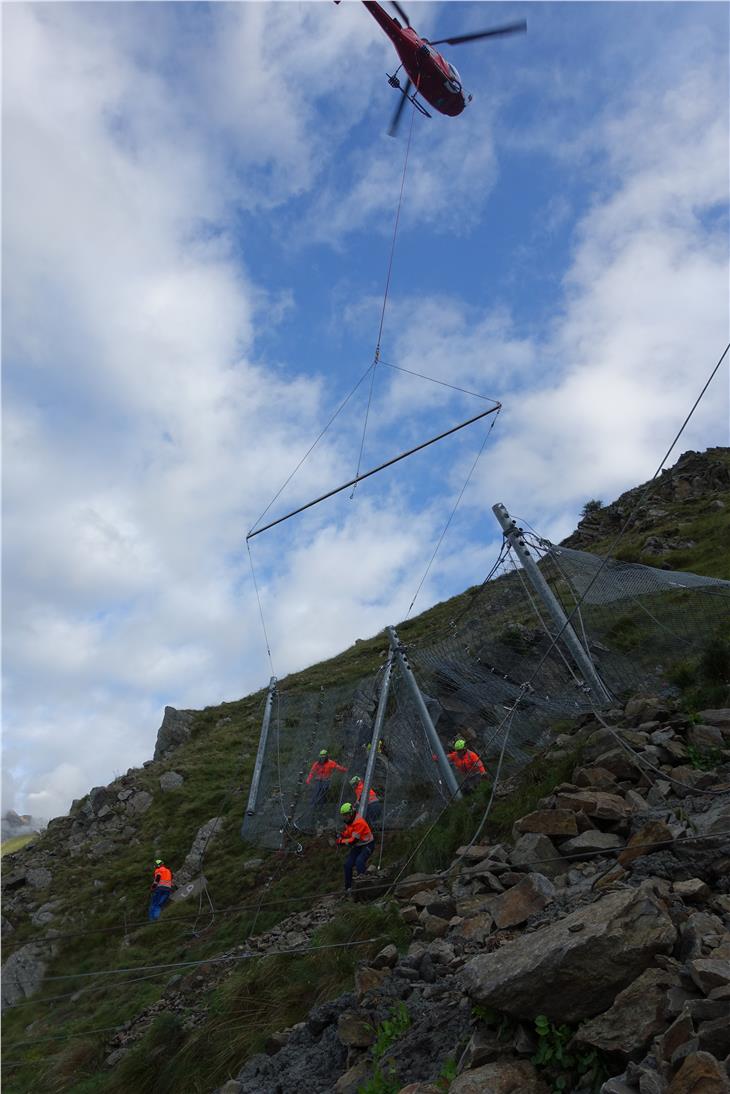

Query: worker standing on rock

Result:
[350,775,382,826]
[448,739,487,794]
[306,749,347,809]
[336,803,375,896]
[148,858,173,921]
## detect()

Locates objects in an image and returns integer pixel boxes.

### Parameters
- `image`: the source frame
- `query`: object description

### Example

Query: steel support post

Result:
[246,676,277,816]
[358,650,394,820]
[387,626,462,800]
[492,503,612,703]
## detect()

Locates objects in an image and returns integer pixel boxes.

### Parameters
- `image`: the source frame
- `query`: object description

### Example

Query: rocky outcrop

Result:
[153,706,197,760]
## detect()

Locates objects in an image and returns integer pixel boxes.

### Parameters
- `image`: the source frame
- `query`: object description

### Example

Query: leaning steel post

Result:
[245,676,277,817]
[492,503,613,704]
[387,626,462,800]
[358,650,394,820]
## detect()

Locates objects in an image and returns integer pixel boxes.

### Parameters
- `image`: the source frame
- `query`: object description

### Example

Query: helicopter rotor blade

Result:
[429,20,527,47]
[390,2,411,28]
[388,78,412,137]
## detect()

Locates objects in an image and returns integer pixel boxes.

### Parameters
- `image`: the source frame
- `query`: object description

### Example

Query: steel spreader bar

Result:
[246,403,501,541]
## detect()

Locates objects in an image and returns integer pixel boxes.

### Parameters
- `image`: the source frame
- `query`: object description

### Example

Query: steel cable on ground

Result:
[386,340,730,877]
[351,99,418,497]
[3,937,390,1053]
[404,408,501,620]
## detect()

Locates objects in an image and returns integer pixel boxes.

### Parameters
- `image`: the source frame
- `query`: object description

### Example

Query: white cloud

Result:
[2,2,728,824]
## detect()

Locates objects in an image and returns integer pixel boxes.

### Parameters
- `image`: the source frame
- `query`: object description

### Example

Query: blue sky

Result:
[2,1,728,820]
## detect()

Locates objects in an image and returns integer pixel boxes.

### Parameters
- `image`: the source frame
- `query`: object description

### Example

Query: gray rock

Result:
[1,942,50,1010]
[687,957,730,995]
[492,873,555,930]
[159,771,184,792]
[176,817,224,885]
[336,1011,374,1047]
[687,724,725,751]
[153,705,196,760]
[463,882,677,1023]
[511,832,566,878]
[170,875,208,903]
[450,1059,549,1093]
[697,708,730,729]
[31,901,61,927]
[126,791,153,816]
[26,867,52,890]
[573,967,676,1064]
[561,831,625,856]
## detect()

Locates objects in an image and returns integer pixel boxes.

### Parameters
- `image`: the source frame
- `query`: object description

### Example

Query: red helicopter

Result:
[337,1,526,135]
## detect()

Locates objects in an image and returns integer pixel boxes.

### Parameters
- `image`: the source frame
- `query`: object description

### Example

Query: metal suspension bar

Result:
[358,651,394,820]
[246,404,501,540]
[246,677,277,816]
[492,503,613,703]
[387,626,462,799]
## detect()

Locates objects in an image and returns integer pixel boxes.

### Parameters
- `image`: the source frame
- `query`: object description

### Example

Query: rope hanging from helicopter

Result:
[350,87,419,498]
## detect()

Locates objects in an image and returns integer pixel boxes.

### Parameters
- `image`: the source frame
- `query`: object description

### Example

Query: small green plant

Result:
[687,744,724,771]
[532,1014,608,1093]
[359,1003,412,1094]
[438,1055,458,1089]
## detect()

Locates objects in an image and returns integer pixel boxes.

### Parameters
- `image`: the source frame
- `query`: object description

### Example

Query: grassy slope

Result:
[3,448,729,1093]
[1,834,37,858]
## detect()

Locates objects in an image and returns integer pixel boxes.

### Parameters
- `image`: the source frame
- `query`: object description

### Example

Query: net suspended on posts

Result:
[241,545,730,850]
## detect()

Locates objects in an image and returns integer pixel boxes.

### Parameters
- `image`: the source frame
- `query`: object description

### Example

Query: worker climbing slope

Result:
[306,749,347,809]
[336,802,375,897]
[350,774,382,825]
[448,738,487,794]
[148,858,173,922]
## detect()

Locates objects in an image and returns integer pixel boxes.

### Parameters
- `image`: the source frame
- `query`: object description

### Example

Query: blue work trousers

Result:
[310,780,331,808]
[363,801,382,827]
[344,840,375,890]
[148,885,172,921]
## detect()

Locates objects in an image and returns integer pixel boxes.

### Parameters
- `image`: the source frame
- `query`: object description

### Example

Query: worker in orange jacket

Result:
[447,738,487,794]
[148,858,173,921]
[349,775,382,826]
[336,803,375,894]
[306,749,347,808]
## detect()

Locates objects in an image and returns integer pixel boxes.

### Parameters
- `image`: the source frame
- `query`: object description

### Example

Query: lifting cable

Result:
[404,406,501,620]
[351,86,419,497]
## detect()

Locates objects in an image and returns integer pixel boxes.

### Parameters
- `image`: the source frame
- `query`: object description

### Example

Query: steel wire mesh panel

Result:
[241,546,730,849]
[543,547,730,695]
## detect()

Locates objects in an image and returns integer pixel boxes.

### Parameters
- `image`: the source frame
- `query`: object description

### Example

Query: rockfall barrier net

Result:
[241,545,730,850]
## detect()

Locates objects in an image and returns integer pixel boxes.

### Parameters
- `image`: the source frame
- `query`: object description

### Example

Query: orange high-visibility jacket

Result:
[306,759,346,784]
[154,865,173,887]
[354,780,378,803]
[447,749,486,776]
[339,815,374,846]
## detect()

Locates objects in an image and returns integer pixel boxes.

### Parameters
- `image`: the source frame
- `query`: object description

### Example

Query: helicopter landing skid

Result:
[386,73,432,119]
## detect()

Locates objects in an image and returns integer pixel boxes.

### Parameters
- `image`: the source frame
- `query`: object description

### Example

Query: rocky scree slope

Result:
[223,698,730,1094]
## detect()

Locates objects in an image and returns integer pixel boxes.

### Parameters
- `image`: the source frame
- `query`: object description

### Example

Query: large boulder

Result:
[463,882,676,1023]
[176,817,224,885]
[1,942,50,1010]
[159,771,184,792]
[153,706,196,760]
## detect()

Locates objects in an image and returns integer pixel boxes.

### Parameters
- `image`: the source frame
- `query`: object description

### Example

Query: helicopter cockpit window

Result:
[448,63,462,84]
